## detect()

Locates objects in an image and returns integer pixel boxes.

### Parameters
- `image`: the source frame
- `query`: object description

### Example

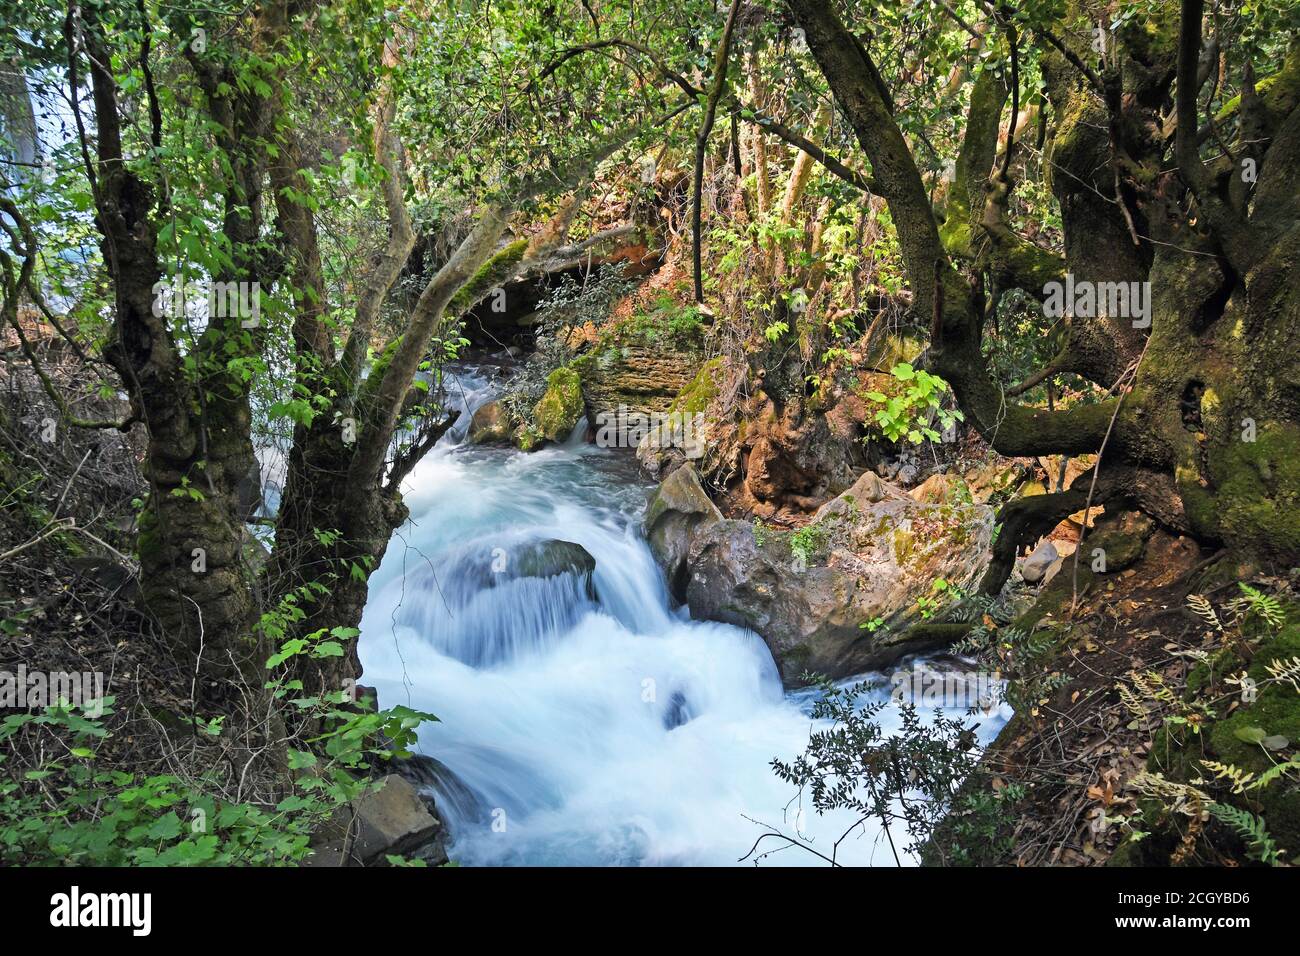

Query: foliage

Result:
[0,628,435,865]
[790,523,828,566]
[622,290,709,347]
[862,363,964,445]
[766,675,987,865]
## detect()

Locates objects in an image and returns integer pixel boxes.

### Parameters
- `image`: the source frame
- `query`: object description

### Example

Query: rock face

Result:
[576,342,702,419]
[646,466,994,684]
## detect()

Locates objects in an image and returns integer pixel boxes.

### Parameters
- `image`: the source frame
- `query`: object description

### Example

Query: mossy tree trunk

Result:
[81,4,284,681]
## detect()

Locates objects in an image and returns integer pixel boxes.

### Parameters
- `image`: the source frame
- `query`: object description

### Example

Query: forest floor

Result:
[979,524,1212,864]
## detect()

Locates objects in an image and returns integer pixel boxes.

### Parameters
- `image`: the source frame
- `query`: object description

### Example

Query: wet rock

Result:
[532,367,584,442]
[647,469,994,684]
[468,400,512,444]
[635,430,687,480]
[512,539,596,581]
[644,464,722,601]
[663,689,695,730]
[306,774,444,867]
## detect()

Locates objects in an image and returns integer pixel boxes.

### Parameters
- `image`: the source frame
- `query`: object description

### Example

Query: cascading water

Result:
[358,361,1008,866]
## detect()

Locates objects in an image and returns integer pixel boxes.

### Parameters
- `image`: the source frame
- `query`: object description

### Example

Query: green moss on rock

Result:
[531,367,584,442]
[668,357,722,416]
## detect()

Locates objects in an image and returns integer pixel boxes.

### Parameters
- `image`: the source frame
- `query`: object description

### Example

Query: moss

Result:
[939,216,973,256]
[891,527,916,567]
[1214,44,1300,128]
[513,424,543,452]
[862,333,925,372]
[1104,835,1146,867]
[1116,6,1179,67]
[1147,620,1300,859]
[1086,528,1147,573]
[448,238,529,316]
[668,357,722,416]
[615,290,709,350]
[1180,421,1300,559]
[1208,623,1300,771]
[531,366,584,441]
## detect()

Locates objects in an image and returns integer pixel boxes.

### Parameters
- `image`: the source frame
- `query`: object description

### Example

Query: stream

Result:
[357,361,1007,866]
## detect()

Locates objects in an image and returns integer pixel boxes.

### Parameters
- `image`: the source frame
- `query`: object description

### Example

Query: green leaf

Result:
[1233,726,1269,745]
[147,812,183,840]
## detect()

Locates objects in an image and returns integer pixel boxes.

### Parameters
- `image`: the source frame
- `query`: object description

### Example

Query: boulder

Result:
[467,400,512,444]
[306,774,445,867]
[814,469,892,521]
[512,538,596,581]
[1020,539,1060,584]
[512,423,544,452]
[636,430,688,480]
[961,460,1024,504]
[531,366,584,442]
[909,472,957,504]
[644,464,722,600]
[647,469,994,684]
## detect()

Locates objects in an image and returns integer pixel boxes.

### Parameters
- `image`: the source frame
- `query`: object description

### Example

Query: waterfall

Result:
[358,360,1007,866]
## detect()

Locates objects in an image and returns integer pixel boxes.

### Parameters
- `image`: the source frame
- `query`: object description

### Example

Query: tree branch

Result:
[1175,0,1256,273]
[692,0,743,302]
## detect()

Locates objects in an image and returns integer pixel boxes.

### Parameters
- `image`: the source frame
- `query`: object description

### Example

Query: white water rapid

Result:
[358,362,1008,866]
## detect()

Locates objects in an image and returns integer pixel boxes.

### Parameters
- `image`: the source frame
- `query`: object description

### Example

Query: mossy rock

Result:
[531,367,584,442]
[668,357,722,416]
[512,424,544,452]
[1086,527,1148,572]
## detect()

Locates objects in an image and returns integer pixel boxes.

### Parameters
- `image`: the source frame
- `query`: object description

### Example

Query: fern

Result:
[1247,754,1300,792]
[1229,583,1286,631]
[1186,593,1221,631]
[1208,802,1282,865]
[1129,771,1208,817]
[1198,759,1256,794]
[1265,655,1300,695]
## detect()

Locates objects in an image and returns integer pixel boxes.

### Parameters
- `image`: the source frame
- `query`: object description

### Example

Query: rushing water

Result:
[358,362,1007,866]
